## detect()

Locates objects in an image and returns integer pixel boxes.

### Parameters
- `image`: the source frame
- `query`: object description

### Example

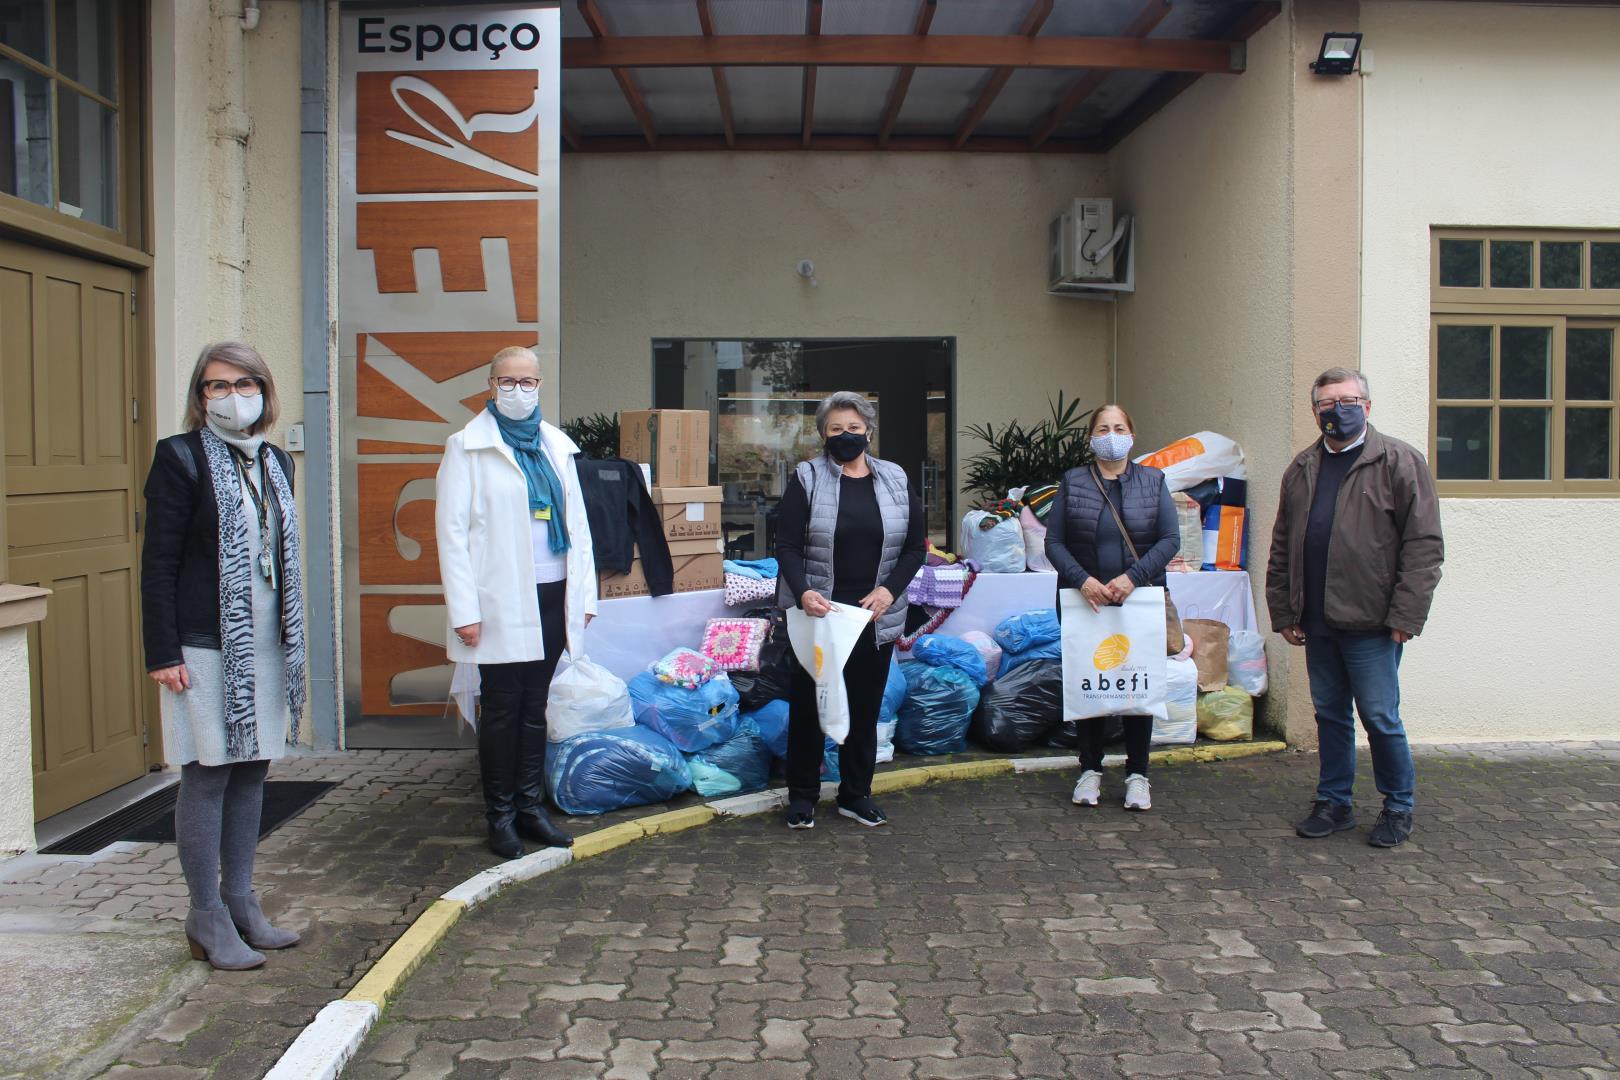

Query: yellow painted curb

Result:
[344,898,466,1008]
[870,758,1015,795]
[1153,740,1287,767]
[570,820,648,859]
[637,805,717,837]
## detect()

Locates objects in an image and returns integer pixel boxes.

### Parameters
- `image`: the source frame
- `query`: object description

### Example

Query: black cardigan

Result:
[574,456,675,593]
[140,431,295,671]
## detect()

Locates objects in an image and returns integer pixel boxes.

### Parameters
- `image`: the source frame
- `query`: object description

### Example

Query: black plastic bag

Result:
[731,607,795,712]
[970,659,1062,752]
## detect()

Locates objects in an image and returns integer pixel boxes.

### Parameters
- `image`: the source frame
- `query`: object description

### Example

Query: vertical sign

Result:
[339,6,560,729]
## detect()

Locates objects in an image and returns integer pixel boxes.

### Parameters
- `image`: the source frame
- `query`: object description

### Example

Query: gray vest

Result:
[780,454,911,645]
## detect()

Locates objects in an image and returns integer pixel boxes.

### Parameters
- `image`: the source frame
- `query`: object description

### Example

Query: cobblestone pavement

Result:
[348,745,1620,1080]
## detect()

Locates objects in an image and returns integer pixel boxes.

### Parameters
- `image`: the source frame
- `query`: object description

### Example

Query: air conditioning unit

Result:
[1048,197,1134,299]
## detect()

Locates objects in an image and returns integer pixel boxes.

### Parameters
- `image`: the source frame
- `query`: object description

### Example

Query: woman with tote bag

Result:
[1045,404,1179,811]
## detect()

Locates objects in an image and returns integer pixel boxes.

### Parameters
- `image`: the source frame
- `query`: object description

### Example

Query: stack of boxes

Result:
[601,409,725,598]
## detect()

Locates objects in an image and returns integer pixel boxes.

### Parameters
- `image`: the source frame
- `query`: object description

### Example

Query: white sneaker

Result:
[1123,773,1151,811]
[1071,770,1102,807]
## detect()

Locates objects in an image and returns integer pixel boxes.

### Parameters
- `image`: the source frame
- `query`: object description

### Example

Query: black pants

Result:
[787,621,892,806]
[1079,715,1152,775]
[477,581,567,822]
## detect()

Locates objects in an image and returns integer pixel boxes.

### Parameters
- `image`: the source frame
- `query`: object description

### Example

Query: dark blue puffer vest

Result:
[1058,462,1169,586]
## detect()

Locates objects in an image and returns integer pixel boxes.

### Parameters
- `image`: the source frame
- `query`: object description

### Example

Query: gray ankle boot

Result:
[186,905,265,970]
[223,891,301,950]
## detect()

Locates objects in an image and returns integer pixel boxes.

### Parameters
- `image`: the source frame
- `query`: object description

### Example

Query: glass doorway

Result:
[651,338,954,560]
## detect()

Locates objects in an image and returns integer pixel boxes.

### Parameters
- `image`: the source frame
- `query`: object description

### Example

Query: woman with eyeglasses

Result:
[436,346,596,859]
[141,343,305,970]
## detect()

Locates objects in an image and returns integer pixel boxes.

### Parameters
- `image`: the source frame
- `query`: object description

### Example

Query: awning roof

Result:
[560,0,1280,153]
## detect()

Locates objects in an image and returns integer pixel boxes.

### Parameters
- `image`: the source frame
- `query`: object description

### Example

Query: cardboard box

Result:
[598,537,725,600]
[651,485,723,540]
[619,409,709,488]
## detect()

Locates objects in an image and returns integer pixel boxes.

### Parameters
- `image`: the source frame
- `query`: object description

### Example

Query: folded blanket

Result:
[722,558,780,580]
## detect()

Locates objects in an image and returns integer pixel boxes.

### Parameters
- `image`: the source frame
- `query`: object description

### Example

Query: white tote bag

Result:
[1059,587,1169,722]
[786,603,875,745]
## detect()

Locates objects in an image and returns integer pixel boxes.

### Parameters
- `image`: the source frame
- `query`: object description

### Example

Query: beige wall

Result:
[558,152,1114,502]
[1106,12,1299,734]
[0,625,35,853]
[1360,2,1620,741]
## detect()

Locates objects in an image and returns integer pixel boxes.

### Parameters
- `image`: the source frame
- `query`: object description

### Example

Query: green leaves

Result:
[961,393,1094,506]
[562,412,621,460]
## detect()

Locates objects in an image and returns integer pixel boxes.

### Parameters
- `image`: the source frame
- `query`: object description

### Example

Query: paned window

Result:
[1431,230,1620,495]
[0,1,122,230]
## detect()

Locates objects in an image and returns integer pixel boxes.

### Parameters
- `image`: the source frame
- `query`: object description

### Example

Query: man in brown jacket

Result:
[1267,367,1443,848]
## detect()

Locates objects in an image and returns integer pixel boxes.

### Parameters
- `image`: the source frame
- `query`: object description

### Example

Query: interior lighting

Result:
[1309,32,1362,75]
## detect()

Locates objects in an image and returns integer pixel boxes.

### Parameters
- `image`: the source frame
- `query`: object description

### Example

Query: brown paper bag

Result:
[1183,618,1230,692]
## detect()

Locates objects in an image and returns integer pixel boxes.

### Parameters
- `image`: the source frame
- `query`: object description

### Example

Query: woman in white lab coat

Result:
[436,346,596,858]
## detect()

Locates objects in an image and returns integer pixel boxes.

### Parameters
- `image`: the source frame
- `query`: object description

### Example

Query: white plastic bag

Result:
[1019,506,1055,572]
[1154,656,1198,746]
[1135,432,1246,492]
[959,630,1003,683]
[1059,587,1168,722]
[449,662,480,730]
[959,511,1026,574]
[547,656,635,742]
[1226,631,1268,696]
[875,720,897,763]
[786,603,874,745]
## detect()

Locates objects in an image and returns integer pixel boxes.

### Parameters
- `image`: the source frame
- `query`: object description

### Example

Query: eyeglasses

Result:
[492,377,540,392]
[201,378,263,399]
[1312,395,1366,412]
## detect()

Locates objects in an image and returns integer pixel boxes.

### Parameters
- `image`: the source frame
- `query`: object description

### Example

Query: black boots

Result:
[515,676,573,849]
[478,667,572,860]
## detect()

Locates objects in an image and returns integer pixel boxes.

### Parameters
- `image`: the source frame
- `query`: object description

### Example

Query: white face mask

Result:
[206,392,264,433]
[1091,431,1135,462]
[494,384,540,421]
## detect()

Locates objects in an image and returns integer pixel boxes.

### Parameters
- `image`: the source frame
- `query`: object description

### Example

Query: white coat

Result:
[436,408,597,665]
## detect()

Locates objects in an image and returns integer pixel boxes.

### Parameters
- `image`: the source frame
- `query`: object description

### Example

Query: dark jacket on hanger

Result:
[574,456,675,596]
[140,430,295,670]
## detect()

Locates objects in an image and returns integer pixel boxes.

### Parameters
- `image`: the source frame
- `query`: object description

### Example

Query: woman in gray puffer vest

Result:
[1045,404,1179,812]
[777,392,926,830]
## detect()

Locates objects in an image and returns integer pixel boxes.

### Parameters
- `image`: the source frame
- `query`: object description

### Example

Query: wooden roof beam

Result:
[578,0,659,148]
[802,0,822,148]
[561,34,1246,74]
[953,0,1053,149]
[567,132,1107,154]
[877,0,937,148]
[694,0,735,147]
[1029,0,1169,149]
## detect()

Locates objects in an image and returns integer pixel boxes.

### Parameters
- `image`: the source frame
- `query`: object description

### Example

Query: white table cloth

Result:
[584,570,1258,684]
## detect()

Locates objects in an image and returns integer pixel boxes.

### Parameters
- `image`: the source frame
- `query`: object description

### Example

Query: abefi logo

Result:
[1080,633,1148,693]
[1092,634,1130,671]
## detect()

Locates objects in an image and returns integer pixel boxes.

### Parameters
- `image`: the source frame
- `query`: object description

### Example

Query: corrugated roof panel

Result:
[562,69,646,136]
[709,0,811,36]
[596,0,703,36]
[889,67,986,134]
[634,67,726,134]
[973,68,1074,137]
[1041,0,1145,38]
[822,0,921,35]
[1054,68,1165,137]
[812,66,900,135]
[926,0,1034,36]
[724,65,806,135]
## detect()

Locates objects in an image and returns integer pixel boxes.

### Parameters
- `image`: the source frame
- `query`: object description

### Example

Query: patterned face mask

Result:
[1091,431,1135,462]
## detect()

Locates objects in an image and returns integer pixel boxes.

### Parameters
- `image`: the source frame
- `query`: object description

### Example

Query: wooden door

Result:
[0,239,147,819]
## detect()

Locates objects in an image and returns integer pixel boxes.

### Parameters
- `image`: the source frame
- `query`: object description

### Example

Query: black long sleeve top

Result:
[776,473,927,606]
[1044,473,1178,589]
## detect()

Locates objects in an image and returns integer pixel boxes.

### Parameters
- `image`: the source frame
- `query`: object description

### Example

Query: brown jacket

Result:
[1265,425,1444,637]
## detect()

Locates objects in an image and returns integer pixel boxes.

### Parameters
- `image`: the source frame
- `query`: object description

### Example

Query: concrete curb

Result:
[260,740,1286,1078]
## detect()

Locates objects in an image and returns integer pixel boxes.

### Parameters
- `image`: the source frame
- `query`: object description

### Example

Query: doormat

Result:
[40,781,338,855]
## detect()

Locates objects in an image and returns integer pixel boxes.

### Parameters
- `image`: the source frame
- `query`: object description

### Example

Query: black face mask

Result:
[825,431,869,463]
[1316,402,1367,442]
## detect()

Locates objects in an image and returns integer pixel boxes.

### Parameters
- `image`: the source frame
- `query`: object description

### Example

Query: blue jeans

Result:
[1303,627,1414,813]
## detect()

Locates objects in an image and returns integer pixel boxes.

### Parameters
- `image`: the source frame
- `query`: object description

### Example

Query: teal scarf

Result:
[486,401,570,554]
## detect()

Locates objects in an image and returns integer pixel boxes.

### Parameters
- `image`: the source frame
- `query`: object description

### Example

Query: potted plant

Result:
[961,393,1094,506]
[562,412,620,460]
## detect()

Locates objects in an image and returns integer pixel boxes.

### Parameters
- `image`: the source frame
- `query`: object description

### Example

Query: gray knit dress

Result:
[159,467,288,766]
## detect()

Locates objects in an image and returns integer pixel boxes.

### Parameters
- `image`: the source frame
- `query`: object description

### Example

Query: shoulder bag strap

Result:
[1090,466,1142,563]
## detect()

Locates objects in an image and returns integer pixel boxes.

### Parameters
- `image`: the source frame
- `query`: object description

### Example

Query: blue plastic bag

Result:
[880,662,907,722]
[896,662,979,756]
[822,736,841,782]
[999,637,1064,675]
[686,719,773,797]
[992,609,1061,655]
[745,700,790,759]
[546,726,693,816]
[910,634,989,687]
[628,671,740,753]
